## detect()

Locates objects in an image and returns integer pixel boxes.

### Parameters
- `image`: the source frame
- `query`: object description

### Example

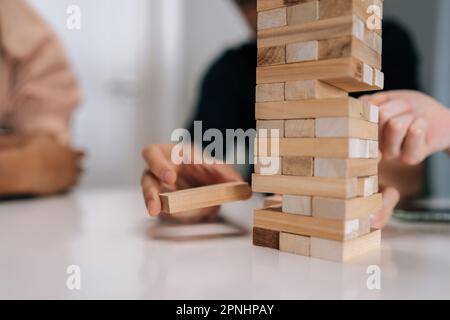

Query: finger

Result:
[379,99,412,129]
[142,145,177,185]
[141,171,163,216]
[371,187,400,229]
[401,117,428,165]
[381,114,414,160]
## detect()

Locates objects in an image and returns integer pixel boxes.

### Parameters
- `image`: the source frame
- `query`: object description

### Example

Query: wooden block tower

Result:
[253,0,384,262]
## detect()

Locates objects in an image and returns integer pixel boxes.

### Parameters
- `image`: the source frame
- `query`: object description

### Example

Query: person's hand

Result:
[141,144,245,223]
[361,90,450,165]
[371,186,400,229]
[0,133,83,196]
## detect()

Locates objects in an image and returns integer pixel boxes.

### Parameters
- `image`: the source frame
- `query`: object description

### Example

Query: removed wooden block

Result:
[258,7,287,30]
[252,174,357,199]
[282,156,314,176]
[253,227,279,249]
[358,176,379,197]
[285,119,315,138]
[258,46,286,66]
[160,182,252,213]
[255,97,374,122]
[312,193,382,220]
[254,156,282,175]
[315,118,378,140]
[285,80,347,100]
[254,206,370,241]
[287,1,319,25]
[263,195,282,207]
[282,195,312,216]
[280,233,310,256]
[256,83,285,102]
[256,57,382,92]
[314,158,378,178]
[257,120,285,137]
[310,229,381,263]
[255,138,379,159]
[286,41,318,63]
[258,15,364,48]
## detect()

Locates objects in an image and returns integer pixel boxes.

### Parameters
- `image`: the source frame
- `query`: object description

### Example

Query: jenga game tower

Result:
[253,0,384,262]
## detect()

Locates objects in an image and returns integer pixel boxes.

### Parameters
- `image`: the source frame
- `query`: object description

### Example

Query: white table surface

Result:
[1,187,450,300]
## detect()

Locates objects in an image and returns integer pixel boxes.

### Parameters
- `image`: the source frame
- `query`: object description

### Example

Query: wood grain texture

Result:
[257,0,308,12]
[160,182,252,213]
[310,229,381,262]
[280,233,310,256]
[252,174,357,199]
[357,176,379,197]
[258,7,287,30]
[282,195,312,215]
[258,46,286,66]
[312,193,382,220]
[285,80,347,100]
[285,119,315,138]
[254,206,370,241]
[257,120,285,137]
[253,227,280,249]
[286,41,318,63]
[263,195,283,207]
[256,83,285,102]
[315,118,379,140]
[314,158,379,178]
[287,1,319,25]
[283,156,314,176]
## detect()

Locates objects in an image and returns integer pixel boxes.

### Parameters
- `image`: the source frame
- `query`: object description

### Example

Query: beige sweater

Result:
[0,0,81,143]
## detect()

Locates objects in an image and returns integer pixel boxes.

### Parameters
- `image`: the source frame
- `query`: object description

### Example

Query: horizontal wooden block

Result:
[257,0,307,12]
[253,227,279,250]
[252,174,357,199]
[310,229,381,262]
[160,182,252,213]
[258,46,286,66]
[285,80,347,100]
[255,138,379,158]
[254,156,282,175]
[263,195,283,207]
[318,36,382,69]
[365,28,383,54]
[282,195,312,215]
[257,120,285,137]
[287,1,319,25]
[254,206,370,241]
[358,176,379,197]
[285,119,315,138]
[258,15,364,48]
[258,7,287,30]
[312,193,382,220]
[256,57,382,92]
[315,118,378,140]
[280,233,310,256]
[255,97,376,122]
[256,83,285,102]
[314,158,378,178]
[282,156,314,176]
[286,41,318,63]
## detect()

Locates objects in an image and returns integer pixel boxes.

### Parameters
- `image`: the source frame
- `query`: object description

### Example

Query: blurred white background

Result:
[28,0,450,195]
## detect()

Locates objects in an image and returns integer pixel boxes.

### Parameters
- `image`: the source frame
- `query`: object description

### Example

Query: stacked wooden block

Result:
[253,0,384,262]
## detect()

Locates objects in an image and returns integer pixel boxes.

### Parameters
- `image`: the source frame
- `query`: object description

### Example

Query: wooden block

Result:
[254,206,370,241]
[257,120,285,137]
[252,174,357,199]
[255,138,379,159]
[253,227,279,249]
[256,97,374,122]
[315,118,378,140]
[256,83,285,102]
[258,46,286,66]
[318,36,381,70]
[363,103,379,123]
[285,80,347,100]
[285,120,315,138]
[257,0,306,12]
[258,7,287,30]
[364,29,383,54]
[160,182,252,214]
[256,57,383,92]
[287,1,319,25]
[280,233,310,256]
[358,176,379,197]
[286,41,318,63]
[314,158,378,178]
[263,195,282,207]
[282,156,314,176]
[312,193,382,220]
[373,69,384,89]
[282,195,312,215]
[258,15,363,48]
[310,229,381,263]
[254,156,282,175]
